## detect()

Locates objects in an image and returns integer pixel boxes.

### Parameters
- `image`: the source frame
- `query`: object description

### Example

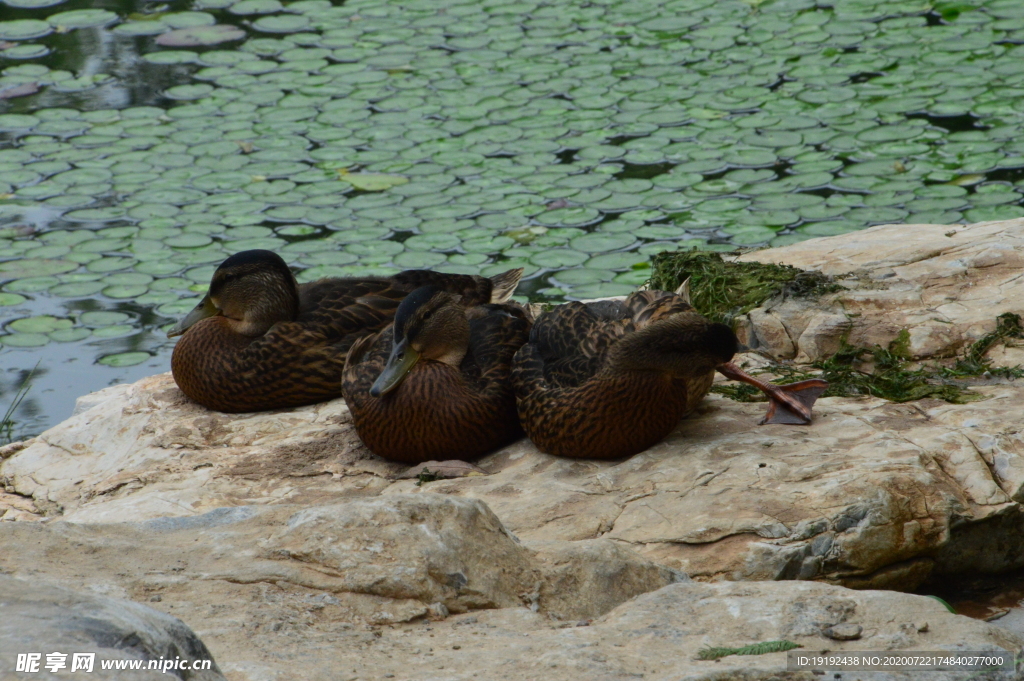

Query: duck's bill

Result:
[370,338,421,397]
[166,296,218,339]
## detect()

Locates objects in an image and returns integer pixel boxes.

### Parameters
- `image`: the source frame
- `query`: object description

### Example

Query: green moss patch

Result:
[697,640,801,661]
[716,314,1024,406]
[647,250,838,324]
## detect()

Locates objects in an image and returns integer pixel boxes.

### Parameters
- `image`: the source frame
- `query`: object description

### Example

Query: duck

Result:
[167,249,523,413]
[511,288,828,460]
[341,285,531,463]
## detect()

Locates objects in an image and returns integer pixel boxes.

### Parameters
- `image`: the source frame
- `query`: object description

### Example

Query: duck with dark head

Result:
[167,249,523,413]
[512,289,827,460]
[342,285,530,463]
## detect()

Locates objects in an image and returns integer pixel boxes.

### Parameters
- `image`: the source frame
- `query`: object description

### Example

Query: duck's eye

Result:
[422,311,432,321]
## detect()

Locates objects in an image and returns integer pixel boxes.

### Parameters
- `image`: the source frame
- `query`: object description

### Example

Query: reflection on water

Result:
[2,0,198,113]
[2,342,170,443]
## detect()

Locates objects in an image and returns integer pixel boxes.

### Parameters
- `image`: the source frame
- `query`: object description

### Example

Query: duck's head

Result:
[369,286,468,397]
[166,249,299,339]
[607,311,738,378]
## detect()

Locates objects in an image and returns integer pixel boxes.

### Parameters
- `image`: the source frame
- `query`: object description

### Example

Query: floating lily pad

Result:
[534,207,602,227]
[143,50,198,64]
[49,328,90,342]
[0,332,49,347]
[113,21,170,36]
[164,84,215,100]
[3,0,66,7]
[49,281,105,297]
[63,207,127,222]
[229,0,283,14]
[162,11,216,29]
[47,9,119,29]
[0,19,52,40]
[252,14,309,33]
[156,24,246,47]
[98,351,151,367]
[0,259,78,278]
[529,249,588,268]
[342,173,409,191]
[0,293,27,306]
[2,43,50,59]
[8,315,71,333]
[570,233,637,253]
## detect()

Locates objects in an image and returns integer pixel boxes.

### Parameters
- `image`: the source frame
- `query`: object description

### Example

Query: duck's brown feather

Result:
[172,271,509,413]
[512,290,722,460]
[342,303,530,463]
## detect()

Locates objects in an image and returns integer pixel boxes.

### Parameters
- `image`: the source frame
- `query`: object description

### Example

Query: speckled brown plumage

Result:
[342,301,531,463]
[170,249,522,413]
[511,290,737,460]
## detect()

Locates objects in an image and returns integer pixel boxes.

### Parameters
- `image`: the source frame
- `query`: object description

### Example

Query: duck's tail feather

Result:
[488,267,524,303]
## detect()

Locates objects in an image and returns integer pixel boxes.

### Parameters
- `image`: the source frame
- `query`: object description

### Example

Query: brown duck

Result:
[511,289,827,459]
[342,286,531,463]
[167,249,523,413]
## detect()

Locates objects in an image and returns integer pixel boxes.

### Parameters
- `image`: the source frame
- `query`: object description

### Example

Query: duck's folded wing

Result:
[465,304,531,386]
[297,278,402,339]
[341,326,393,404]
[187,322,348,410]
[299,271,513,342]
[519,302,625,389]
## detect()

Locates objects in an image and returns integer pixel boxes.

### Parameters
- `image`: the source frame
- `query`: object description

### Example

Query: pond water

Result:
[924,569,1024,639]
[2,0,1024,436]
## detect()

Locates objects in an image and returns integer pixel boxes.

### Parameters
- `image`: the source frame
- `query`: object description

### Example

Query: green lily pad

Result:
[393,251,446,268]
[553,269,610,286]
[0,293,27,306]
[0,332,49,347]
[0,19,52,40]
[98,351,151,367]
[49,281,105,297]
[49,328,91,342]
[3,0,67,7]
[91,324,135,339]
[252,14,309,33]
[63,207,127,222]
[0,259,78,278]
[164,84,215,100]
[8,315,71,333]
[162,11,216,28]
[343,173,409,191]
[229,0,282,13]
[47,9,119,29]
[529,249,588,268]
[79,311,130,326]
[156,24,246,47]
[566,283,635,299]
[534,207,602,227]
[2,43,50,59]
[113,21,171,36]
[570,233,637,253]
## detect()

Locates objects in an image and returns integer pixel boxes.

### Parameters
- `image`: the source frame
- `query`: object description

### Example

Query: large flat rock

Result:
[0,548,1015,679]
[4,371,1024,589]
[737,217,1024,362]
[0,496,679,625]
